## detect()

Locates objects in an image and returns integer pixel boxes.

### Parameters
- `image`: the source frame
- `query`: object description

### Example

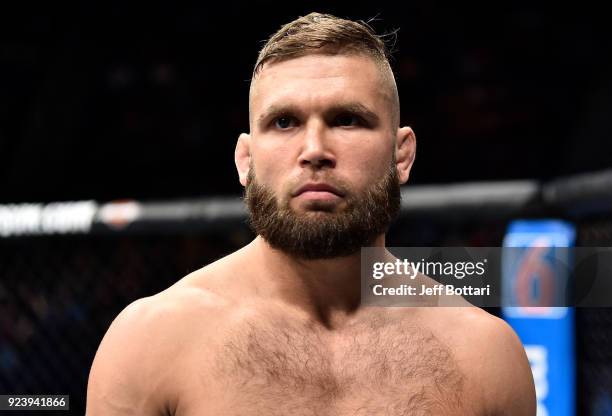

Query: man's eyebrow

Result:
[257,102,380,125]
[328,103,379,124]
[257,104,302,125]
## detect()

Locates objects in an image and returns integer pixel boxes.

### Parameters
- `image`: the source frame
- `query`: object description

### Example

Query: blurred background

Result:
[1,2,611,415]
[1,2,612,202]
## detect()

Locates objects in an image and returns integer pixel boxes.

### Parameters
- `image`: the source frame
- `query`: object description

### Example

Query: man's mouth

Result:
[294,182,344,201]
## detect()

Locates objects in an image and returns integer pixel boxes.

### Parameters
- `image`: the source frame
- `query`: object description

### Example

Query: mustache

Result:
[290,175,351,197]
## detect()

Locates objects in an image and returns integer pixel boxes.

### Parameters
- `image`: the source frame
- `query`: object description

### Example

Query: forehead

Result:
[250,54,389,120]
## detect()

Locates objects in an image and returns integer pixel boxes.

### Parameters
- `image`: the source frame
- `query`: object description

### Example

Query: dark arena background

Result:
[1,3,612,415]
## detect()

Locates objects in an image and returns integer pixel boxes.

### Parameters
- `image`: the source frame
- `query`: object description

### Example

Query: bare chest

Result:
[181,315,471,416]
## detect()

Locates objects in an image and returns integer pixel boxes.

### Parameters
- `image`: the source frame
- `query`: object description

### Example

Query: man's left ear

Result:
[395,126,416,184]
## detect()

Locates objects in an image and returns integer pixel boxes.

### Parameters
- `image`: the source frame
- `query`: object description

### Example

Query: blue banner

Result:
[502,220,576,416]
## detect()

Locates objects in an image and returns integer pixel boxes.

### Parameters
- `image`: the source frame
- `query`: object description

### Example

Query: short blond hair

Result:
[254,12,392,76]
[251,12,400,128]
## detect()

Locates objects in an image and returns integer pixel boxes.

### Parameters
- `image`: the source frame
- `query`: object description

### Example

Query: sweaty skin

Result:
[86,54,536,416]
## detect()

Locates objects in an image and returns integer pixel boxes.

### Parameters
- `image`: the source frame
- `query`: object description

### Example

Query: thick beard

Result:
[244,163,401,260]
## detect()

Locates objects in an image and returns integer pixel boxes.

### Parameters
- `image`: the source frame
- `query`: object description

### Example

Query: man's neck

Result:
[246,235,386,329]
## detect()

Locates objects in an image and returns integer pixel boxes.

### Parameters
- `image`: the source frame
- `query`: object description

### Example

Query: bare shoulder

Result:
[86,282,232,415]
[432,307,536,416]
[101,282,231,352]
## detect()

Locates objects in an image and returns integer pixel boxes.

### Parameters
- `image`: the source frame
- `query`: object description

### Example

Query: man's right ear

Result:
[235,133,251,187]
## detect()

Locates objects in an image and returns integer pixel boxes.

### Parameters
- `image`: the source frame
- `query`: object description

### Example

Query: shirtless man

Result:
[86,13,536,415]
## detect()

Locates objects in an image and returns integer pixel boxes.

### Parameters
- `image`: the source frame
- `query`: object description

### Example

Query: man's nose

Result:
[297,121,336,169]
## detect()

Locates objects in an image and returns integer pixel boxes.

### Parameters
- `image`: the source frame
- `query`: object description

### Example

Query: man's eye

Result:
[274,117,296,129]
[334,114,362,127]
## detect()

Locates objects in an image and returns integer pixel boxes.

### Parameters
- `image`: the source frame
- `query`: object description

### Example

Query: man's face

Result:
[242,54,405,259]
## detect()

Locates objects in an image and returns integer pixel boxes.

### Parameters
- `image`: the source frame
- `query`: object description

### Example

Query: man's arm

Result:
[86,297,172,415]
[478,315,537,416]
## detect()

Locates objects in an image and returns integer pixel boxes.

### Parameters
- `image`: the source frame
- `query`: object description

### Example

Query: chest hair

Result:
[213,314,465,415]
